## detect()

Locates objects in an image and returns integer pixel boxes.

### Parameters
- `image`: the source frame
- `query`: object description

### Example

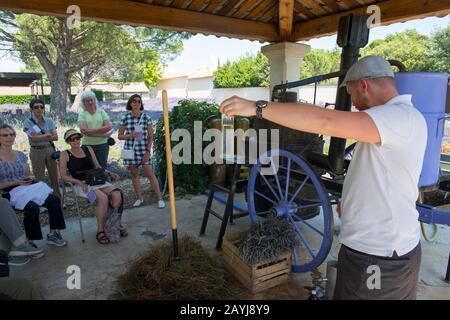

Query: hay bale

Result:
[113,235,247,300]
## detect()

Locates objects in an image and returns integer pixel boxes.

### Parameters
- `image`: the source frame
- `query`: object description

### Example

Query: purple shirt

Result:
[0,151,28,184]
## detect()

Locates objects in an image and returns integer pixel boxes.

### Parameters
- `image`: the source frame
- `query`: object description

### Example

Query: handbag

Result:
[107,137,116,146]
[83,168,107,186]
[121,149,134,160]
[77,146,107,186]
[121,114,145,161]
[29,117,56,150]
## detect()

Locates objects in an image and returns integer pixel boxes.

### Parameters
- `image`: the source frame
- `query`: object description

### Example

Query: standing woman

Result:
[23,98,61,200]
[118,94,165,208]
[78,91,112,169]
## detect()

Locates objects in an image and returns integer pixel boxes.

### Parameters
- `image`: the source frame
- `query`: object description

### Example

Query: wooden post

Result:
[162,90,179,259]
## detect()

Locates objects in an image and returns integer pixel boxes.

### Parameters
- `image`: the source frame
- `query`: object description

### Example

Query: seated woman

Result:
[0,124,67,247]
[59,129,126,245]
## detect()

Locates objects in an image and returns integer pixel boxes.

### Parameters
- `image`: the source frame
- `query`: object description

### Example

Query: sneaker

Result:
[133,199,144,207]
[9,242,44,257]
[157,200,166,209]
[47,231,67,247]
[8,255,31,266]
[30,251,46,259]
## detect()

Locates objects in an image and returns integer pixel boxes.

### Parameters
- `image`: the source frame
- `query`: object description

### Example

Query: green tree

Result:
[361,29,433,71]
[0,11,190,116]
[429,25,450,73]
[300,48,341,83]
[213,52,269,88]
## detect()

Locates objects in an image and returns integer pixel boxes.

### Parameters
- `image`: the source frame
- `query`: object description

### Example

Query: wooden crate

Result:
[222,233,291,293]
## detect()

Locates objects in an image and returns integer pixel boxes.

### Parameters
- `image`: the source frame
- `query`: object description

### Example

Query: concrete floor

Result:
[8,194,450,300]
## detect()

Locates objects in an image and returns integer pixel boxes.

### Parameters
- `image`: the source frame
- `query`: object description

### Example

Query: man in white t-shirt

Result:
[219,55,427,299]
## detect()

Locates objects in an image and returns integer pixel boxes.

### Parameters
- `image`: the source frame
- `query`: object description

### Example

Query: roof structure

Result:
[0,72,42,87]
[0,0,448,42]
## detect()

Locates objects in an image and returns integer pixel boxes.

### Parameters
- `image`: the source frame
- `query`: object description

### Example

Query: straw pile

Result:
[238,216,299,264]
[113,235,247,300]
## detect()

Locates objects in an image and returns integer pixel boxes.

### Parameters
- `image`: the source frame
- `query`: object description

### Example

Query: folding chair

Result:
[60,181,87,243]
[54,158,86,243]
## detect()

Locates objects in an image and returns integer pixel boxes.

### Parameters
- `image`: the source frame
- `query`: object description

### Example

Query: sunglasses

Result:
[68,136,81,142]
[132,99,142,104]
[0,133,16,138]
[32,105,45,110]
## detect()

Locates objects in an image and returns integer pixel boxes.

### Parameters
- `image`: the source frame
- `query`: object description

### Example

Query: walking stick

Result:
[162,90,179,259]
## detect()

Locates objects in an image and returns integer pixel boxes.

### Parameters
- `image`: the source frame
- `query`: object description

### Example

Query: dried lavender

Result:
[238,217,299,264]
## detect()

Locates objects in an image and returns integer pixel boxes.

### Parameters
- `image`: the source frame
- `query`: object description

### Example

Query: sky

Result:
[1,14,448,76]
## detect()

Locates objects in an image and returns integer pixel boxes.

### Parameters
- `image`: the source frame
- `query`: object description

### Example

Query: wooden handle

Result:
[162,90,177,230]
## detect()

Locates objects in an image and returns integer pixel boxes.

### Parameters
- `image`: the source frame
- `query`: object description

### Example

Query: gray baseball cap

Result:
[340,55,394,88]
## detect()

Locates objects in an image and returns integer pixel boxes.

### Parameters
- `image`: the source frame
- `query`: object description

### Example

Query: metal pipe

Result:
[272,70,346,95]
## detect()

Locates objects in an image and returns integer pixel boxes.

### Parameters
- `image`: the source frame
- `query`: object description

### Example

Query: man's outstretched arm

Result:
[219,96,381,144]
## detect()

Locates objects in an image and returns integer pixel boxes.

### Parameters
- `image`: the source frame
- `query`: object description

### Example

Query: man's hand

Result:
[219,96,257,118]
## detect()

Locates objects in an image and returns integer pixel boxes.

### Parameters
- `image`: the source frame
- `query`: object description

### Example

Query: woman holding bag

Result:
[59,129,126,245]
[0,124,67,248]
[118,94,164,208]
[23,98,61,200]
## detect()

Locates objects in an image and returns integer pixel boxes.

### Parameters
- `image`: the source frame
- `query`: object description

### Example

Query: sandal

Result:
[96,231,110,245]
[120,228,128,238]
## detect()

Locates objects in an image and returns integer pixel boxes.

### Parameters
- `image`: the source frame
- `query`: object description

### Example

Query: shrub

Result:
[91,89,104,102]
[154,99,219,194]
[0,94,77,105]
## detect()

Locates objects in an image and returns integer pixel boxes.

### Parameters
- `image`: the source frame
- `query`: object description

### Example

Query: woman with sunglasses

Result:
[23,98,61,200]
[118,94,165,208]
[78,91,113,169]
[59,129,126,245]
[0,124,67,248]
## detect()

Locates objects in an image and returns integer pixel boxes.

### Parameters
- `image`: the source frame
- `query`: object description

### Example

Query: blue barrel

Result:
[394,72,449,188]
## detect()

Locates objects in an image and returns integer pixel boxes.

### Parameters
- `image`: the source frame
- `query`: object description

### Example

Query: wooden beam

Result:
[246,0,277,20]
[217,0,243,16]
[0,0,280,42]
[203,0,227,14]
[232,0,264,19]
[292,0,450,40]
[260,4,278,22]
[279,0,294,40]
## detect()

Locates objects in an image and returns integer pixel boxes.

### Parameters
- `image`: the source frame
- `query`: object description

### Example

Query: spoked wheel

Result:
[247,149,334,273]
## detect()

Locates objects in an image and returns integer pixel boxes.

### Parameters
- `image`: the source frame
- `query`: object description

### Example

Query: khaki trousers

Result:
[29,146,61,200]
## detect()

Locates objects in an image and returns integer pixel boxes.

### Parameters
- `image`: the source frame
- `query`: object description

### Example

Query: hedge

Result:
[0,89,104,105]
[155,99,220,194]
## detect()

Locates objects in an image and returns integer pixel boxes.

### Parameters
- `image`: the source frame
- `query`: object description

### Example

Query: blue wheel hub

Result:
[271,201,299,218]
